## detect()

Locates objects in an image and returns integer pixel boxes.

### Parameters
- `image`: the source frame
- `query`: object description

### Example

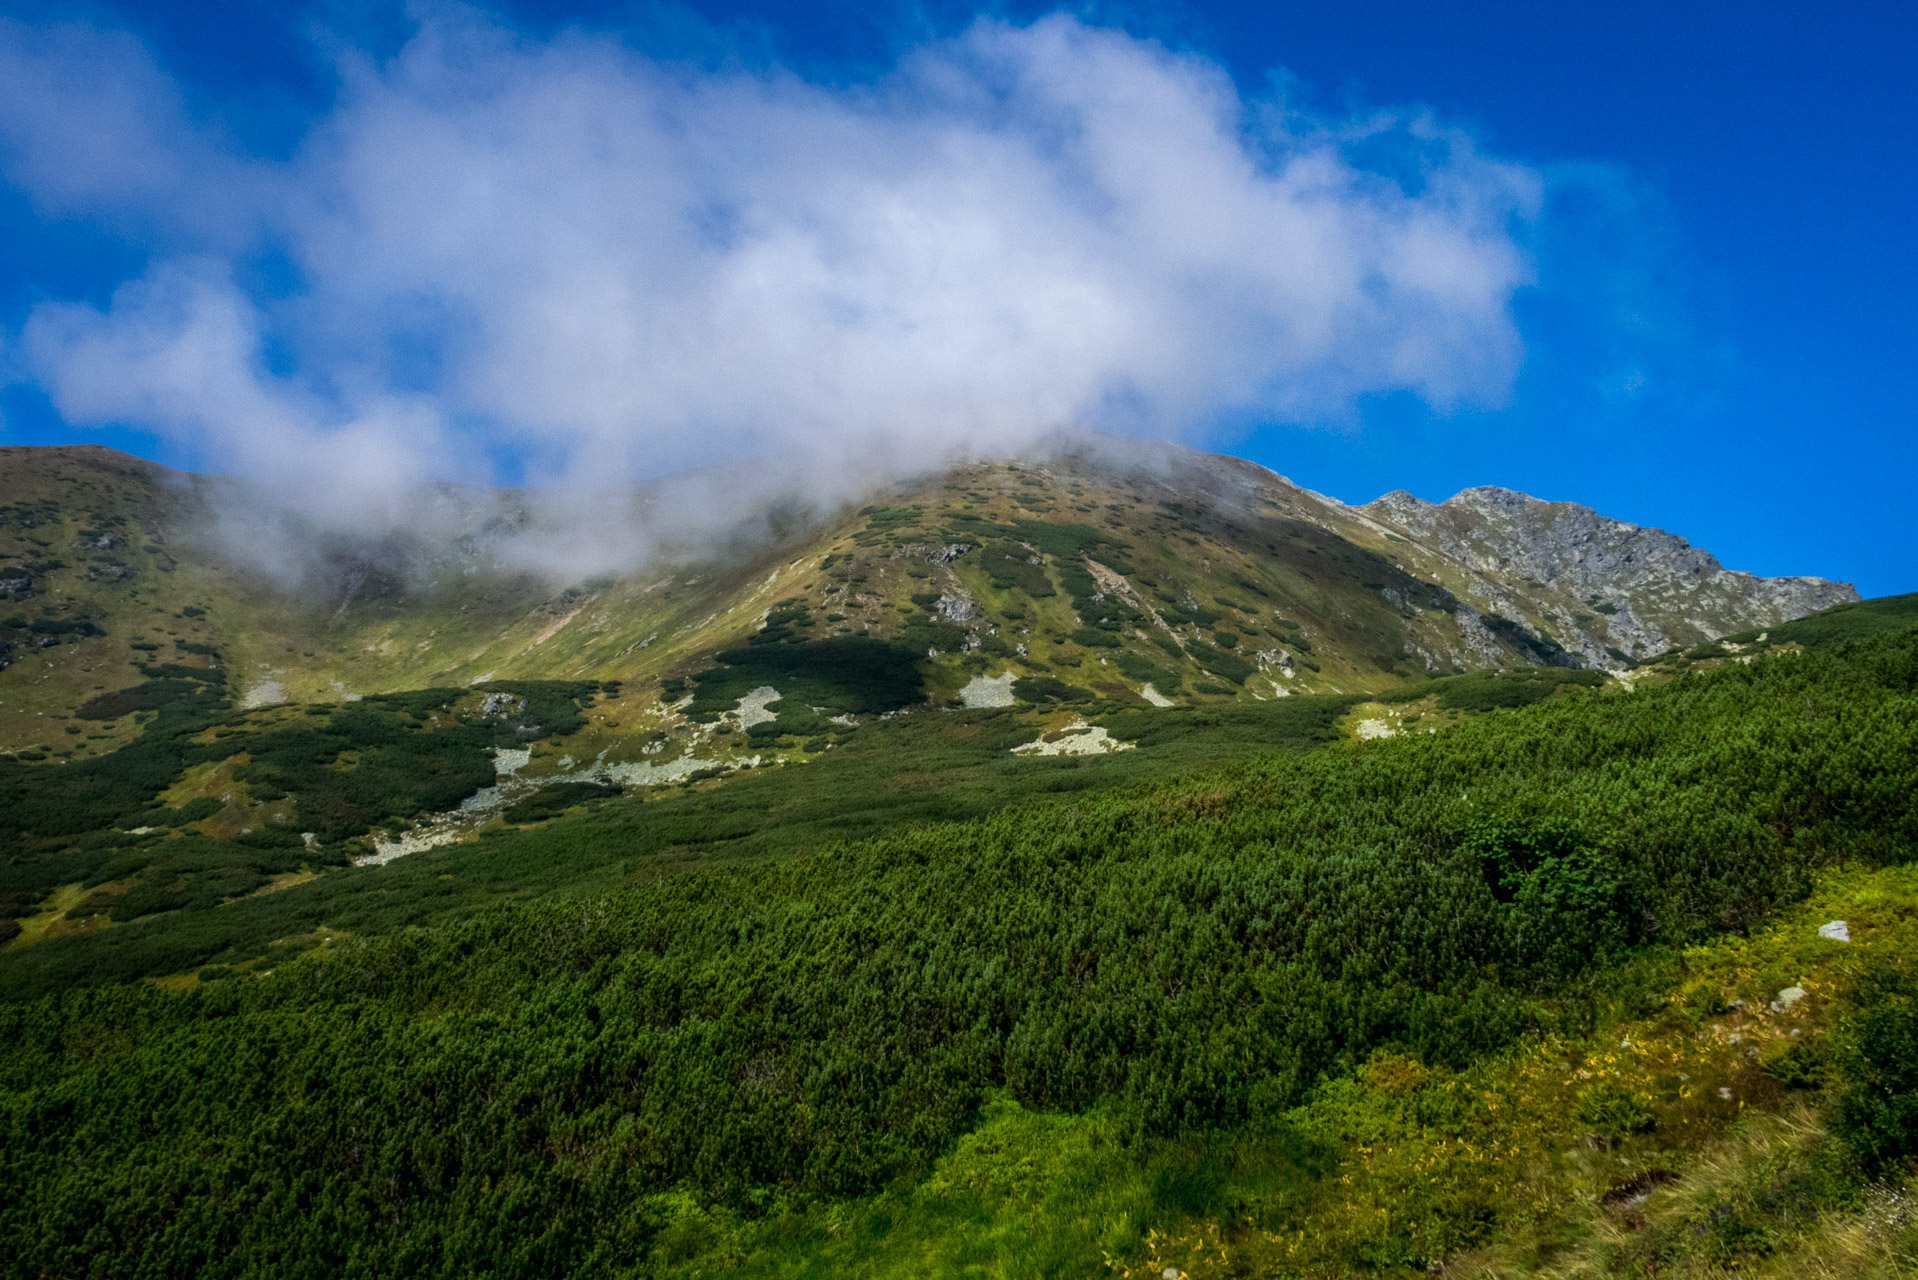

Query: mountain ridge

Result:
[0,438,1856,763]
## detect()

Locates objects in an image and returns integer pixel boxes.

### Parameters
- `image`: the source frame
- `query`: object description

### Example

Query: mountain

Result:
[0,434,1863,945]
[0,438,1854,762]
[2,438,1913,1280]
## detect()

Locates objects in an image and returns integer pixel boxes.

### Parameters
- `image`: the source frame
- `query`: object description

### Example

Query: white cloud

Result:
[23,260,449,526]
[0,9,1542,571]
[0,18,271,242]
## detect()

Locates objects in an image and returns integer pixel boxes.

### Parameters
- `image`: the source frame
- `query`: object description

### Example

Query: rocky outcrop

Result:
[934,590,979,624]
[1362,486,1858,663]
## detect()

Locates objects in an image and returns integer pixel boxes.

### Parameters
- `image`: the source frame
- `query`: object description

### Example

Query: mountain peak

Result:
[1441,484,1555,516]
[1357,478,1854,667]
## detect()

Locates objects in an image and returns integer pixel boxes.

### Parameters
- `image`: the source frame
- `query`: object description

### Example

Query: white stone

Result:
[734,685,781,729]
[1011,721,1135,757]
[958,671,1017,708]
[1817,919,1850,942]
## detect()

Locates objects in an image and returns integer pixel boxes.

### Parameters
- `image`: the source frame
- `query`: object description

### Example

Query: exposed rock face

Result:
[935,590,979,624]
[1362,486,1858,664]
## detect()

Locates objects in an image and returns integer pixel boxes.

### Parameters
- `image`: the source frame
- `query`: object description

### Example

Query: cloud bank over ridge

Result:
[0,9,1542,573]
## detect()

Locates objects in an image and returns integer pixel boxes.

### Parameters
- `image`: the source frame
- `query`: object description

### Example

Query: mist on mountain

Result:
[2,11,1544,582]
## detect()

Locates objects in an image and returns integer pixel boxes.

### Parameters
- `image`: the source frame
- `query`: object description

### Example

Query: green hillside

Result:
[3,603,1915,1277]
[1731,591,1918,649]
[0,442,1541,744]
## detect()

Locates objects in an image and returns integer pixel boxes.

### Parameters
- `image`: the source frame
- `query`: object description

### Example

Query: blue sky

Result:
[0,0,1911,595]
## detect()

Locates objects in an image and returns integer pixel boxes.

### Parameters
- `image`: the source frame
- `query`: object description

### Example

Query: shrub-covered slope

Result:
[0,690,1359,993]
[4,620,1914,1277]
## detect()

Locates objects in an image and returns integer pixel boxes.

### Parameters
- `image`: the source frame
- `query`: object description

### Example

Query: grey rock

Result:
[1362,486,1856,665]
[935,591,979,623]
[479,692,526,718]
[1818,920,1851,942]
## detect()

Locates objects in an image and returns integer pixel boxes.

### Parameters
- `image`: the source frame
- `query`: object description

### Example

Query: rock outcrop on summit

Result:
[1359,486,1857,666]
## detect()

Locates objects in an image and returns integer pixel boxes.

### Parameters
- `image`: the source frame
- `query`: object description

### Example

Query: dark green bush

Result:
[1759,1038,1827,1089]
[981,543,1053,597]
[150,796,222,827]
[1422,668,1604,713]
[900,613,966,654]
[1832,951,1918,1175]
[471,681,598,739]
[1013,676,1092,704]
[501,782,623,825]
[1186,642,1254,684]
[236,711,498,841]
[1462,810,1638,980]
[1115,652,1183,694]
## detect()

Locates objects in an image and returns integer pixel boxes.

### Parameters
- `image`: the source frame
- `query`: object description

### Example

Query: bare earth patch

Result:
[240,678,286,709]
